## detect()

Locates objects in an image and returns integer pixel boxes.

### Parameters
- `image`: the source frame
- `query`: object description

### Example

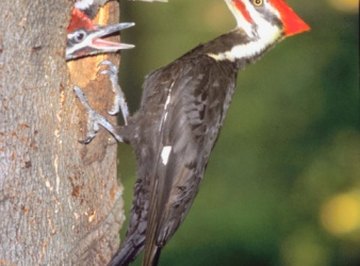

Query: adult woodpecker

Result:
[74,0,310,265]
[66,0,134,61]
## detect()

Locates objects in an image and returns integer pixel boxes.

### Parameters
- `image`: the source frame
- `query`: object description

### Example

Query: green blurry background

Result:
[117,0,359,265]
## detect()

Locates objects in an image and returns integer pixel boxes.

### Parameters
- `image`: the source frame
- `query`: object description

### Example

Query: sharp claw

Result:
[96,60,129,123]
[78,137,94,145]
[108,110,119,116]
[108,102,121,116]
[98,60,113,67]
[74,86,125,143]
[99,69,110,75]
[98,62,117,72]
[98,60,118,76]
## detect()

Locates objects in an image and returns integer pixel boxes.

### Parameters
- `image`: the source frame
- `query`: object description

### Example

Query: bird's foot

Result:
[74,86,124,144]
[98,60,129,125]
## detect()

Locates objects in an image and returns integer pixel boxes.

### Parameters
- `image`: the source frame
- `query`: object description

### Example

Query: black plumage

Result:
[110,29,259,266]
[74,1,310,265]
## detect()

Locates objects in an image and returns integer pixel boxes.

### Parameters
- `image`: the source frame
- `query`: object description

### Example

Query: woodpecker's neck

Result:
[206,23,281,65]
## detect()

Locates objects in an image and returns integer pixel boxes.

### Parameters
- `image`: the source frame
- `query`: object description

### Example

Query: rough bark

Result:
[0,1,124,265]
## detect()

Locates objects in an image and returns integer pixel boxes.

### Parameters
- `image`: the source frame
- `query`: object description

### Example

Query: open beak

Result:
[66,22,135,60]
[90,22,136,51]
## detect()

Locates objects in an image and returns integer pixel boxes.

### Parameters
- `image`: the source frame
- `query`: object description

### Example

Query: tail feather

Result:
[108,234,145,266]
[142,169,163,266]
[142,245,162,266]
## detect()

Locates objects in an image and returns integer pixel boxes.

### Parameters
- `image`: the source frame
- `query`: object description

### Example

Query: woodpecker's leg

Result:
[98,60,129,124]
[74,86,125,144]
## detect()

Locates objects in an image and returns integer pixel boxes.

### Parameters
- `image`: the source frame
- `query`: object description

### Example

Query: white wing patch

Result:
[158,82,174,131]
[161,146,172,165]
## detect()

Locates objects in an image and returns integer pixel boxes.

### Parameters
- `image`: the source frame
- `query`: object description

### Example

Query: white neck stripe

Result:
[208,14,281,62]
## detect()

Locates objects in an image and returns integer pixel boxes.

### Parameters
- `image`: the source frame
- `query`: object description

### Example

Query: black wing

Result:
[138,54,238,265]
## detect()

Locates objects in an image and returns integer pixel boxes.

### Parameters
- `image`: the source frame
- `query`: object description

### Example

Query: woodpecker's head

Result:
[225,0,310,38]
[207,0,310,62]
[66,8,134,61]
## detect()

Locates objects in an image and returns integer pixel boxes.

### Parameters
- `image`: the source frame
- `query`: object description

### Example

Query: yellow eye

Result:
[252,0,263,7]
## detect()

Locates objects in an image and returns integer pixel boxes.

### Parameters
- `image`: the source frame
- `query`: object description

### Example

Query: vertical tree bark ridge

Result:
[0,1,124,265]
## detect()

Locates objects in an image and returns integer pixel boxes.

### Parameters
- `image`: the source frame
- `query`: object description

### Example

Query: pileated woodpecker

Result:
[74,0,310,265]
[66,0,134,61]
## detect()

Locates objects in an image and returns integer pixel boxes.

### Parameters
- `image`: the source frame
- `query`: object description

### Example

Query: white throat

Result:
[210,1,282,62]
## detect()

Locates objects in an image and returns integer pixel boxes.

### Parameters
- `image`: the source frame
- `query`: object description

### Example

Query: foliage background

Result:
[117,0,359,265]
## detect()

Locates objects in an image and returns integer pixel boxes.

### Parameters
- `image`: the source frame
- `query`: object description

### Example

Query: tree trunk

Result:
[0,1,124,265]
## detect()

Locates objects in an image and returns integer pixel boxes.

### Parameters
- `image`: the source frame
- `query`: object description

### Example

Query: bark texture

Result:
[0,1,124,265]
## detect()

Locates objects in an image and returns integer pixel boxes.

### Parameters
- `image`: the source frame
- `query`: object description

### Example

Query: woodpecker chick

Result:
[68,0,134,126]
[66,0,135,60]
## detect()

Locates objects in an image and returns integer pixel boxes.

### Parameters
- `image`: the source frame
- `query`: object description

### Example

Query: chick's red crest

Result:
[67,8,95,33]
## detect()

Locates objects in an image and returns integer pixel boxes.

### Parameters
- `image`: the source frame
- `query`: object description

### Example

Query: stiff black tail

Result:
[108,234,145,266]
[142,245,162,266]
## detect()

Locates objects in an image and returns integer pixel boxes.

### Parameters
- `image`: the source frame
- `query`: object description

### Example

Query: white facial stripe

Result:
[264,1,281,19]
[67,32,79,39]
[244,0,279,39]
[66,32,93,56]
[243,0,264,24]
[161,146,172,165]
[75,0,94,10]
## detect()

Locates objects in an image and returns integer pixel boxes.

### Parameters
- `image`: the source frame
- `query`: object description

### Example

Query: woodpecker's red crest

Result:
[269,0,310,36]
[226,0,310,38]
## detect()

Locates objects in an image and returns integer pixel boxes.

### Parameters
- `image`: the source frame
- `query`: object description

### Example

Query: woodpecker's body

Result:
[106,1,309,265]
[114,41,240,266]
[111,30,276,266]
[73,1,310,265]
